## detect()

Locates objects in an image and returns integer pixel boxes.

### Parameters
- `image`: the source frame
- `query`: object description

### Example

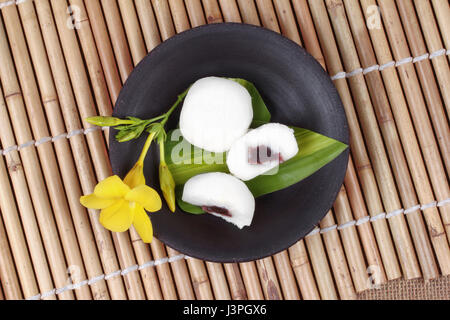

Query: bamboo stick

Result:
[236,0,260,25]
[338,0,443,280]
[204,261,230,300]
[117,0,147,68]
[376,0,450,245]
[223,264,247,300]
[255,0,279,32]
[218,0,241,23]
[291,0,324,66]
[134,0,161,51]
[44,0,129,299]
[256,258,282,300]
[202,0,224,23]
[344,158,387,284]
[0,145,40,299]
[84,0,122,104]
[69,0,112,117]
[185,0,206,27]
[307,0,402,280]
[166,248,195,299]
[186,258,214,299]
[288,241,320,299]
[401,0,450,172]
[412,0,450,123]
[320,212,357,299]
[348,0,449,277]
[1,7,79,300]
[146,240,177,299]
[304,230,338,299]
[239,262,264,299]
[333,187,370,291]
[168,0,191,32]
[19,0,112,299]
[324,0,421,279]
[272,252,300,300]
[86,0,164,300]
[150,0,178,46]
[64,0,146,299]
[151,0,176,39]
[431,0,450,59]
[273,0,301,45]
[205,262,231,300]
[100,0,134,82]
[0,210,23,299]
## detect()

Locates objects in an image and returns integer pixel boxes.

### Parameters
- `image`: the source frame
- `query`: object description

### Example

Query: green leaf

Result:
[175,186,205,214]
[229,78,271,123]
[166,126,348,214]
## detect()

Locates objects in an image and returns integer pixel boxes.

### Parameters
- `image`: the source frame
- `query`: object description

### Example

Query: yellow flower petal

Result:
[94,175,130,199]
[80,194,117,209]
[132,204,153,243]
[124,162,145,189]
[99,199,135,232]
[125,185,162,212]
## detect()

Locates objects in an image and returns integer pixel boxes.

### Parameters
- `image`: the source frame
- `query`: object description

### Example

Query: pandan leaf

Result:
[175,186,205,214]
[229,78,271,124]
[165,126,348,214]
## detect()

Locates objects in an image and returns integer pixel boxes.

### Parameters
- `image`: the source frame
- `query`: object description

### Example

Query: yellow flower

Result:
[80,175,161,243]
[80,131,161,243]
[124,161,145,189]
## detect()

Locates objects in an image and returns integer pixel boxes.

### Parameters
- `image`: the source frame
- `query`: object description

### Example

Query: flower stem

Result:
[160,89,189,127]
[159,138,165,163]
[137,131,157,165]
[145,114,166,124]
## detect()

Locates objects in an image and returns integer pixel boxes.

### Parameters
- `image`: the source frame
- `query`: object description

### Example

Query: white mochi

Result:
[180,77,253,153]
[182,172,255,229]
[227,123,299,181]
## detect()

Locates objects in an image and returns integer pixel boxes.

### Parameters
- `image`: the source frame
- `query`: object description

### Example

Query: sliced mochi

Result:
[182,172,255,229]
[227,123,299,181]
[179,77,253,153]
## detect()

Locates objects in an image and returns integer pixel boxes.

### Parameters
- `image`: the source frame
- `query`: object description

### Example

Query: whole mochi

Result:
[179,77,253,153]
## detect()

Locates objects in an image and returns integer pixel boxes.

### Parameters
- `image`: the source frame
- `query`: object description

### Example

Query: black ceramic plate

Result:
[110,23,349,263]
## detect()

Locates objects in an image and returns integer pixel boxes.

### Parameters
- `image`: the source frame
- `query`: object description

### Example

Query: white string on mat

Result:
[330,48,450,80]
[306,199,450,238]
[25,254,190,300]
[0,126,107,156]
[0,0,29,9]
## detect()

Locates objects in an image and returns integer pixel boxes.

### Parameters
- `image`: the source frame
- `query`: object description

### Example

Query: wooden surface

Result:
[0,0,448,300]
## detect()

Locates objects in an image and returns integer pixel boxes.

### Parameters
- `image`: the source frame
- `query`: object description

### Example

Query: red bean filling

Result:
[202,205,232,217]
[248,145,284,165]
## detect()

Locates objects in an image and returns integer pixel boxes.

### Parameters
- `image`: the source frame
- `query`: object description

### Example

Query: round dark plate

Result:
[110,23,349,263]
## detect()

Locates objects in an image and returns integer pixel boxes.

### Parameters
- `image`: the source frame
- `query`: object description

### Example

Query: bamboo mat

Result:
[0,0,448,300]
